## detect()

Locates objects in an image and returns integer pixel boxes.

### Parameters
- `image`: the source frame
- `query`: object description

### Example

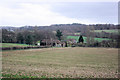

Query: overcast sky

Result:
[0,0,119,27]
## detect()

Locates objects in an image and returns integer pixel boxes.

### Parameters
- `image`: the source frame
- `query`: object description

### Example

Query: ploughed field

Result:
[2,47,118,78]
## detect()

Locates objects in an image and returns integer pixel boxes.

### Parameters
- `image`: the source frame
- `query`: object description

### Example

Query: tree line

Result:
[1,29,58,45]
[1,27,119,48]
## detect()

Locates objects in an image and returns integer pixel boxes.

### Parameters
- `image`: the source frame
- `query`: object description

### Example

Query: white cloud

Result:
[1,0,119,3]
[0,3,83,27]
[0,0,117,27]
[0,3,99,27]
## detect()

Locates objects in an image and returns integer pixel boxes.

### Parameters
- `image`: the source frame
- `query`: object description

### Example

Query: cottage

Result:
[37,43,40,46]
[40,39,65,47]
[67,39,77,44]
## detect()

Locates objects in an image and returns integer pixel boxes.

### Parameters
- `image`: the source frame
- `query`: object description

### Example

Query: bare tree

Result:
[85,26,95,46]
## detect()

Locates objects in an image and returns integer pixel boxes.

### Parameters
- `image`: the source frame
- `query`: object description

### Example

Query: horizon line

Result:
[0,23,118,27]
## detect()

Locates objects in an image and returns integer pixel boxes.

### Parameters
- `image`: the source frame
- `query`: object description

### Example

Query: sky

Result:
[0,0,119,27]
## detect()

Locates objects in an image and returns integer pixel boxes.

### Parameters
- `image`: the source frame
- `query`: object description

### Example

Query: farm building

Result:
[40,39,65,47]
[67,39,77,44]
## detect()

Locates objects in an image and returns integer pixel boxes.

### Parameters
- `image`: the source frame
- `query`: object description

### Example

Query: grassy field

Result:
[67,36,111,43]
[94,29,119,33]
[1,43,34,48]
[74,33,81,35]
[2,47,118,78]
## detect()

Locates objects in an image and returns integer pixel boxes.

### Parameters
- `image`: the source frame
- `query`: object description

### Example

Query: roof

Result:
[41,39,62,43]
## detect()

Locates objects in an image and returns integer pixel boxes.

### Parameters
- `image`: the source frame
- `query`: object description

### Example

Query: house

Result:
[37,43,40,46]
[67,39,77,44]
[40,39,65,47]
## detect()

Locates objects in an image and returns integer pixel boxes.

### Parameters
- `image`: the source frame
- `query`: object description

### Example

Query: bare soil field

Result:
[2,47,118,78]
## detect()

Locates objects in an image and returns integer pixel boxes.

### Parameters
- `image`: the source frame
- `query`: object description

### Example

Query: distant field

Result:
[94,29,119,33]
[2,47,118,78]
[74,33,81,35]
[67,36,111,43]
[1,43,32,48]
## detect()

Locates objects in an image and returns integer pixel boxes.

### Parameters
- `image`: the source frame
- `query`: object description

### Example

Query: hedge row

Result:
[0,46,50,50]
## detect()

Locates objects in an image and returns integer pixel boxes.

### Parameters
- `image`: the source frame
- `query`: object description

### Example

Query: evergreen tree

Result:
[78,35,84,43]
[56,30,63,41]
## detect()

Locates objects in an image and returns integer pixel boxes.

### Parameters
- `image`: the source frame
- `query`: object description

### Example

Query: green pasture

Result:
[74,33,81,35]
[1,43,32,48]
[67,36,111,43]
[94,29,119,33]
